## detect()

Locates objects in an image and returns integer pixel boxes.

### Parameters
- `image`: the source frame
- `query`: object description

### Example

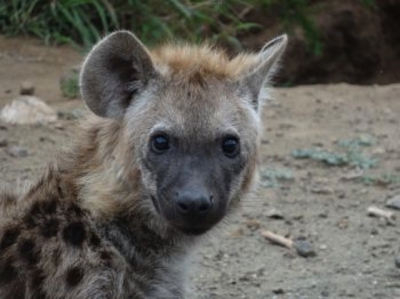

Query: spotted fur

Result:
[0,30,287,298]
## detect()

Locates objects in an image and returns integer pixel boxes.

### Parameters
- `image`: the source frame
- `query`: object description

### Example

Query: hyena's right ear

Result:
[238,34,288,111]
[80,30,158,119]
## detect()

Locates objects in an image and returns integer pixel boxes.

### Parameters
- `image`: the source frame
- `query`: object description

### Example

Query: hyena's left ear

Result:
[80,30,158,119]
[238,34,288,111]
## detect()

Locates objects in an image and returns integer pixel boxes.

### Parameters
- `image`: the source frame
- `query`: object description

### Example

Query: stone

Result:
[386,195,400,210]
[265,208,284,219]
[0,138,8,147]
[395,256,400,269]
[20,80,35,95]
[6,146,28,157]
[0,96,57,125]
[294,240,317,258]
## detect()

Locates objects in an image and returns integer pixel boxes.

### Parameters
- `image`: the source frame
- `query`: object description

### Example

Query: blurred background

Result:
[1,0,399,86]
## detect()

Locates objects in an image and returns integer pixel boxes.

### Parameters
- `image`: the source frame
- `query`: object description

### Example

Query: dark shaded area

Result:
[62,221,86,247]
[240,0,400,85]
[65,266,84,287]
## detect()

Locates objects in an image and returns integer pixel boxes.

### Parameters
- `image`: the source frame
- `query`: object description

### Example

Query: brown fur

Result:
[0,30,287,298]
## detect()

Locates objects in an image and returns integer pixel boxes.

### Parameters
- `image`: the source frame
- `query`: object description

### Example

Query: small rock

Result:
[229,228,244,238]
[0,96,57,124]
[0,138,8,147]
[245,219,261,231]
[370,228,379,235]
[265,208,284,219]
[6,146,28,157]
[386,195,400,210]
[20,80,35,95]
[395,256,400,268]
[321,290,329,297]
[394,256,400,269]
[337,217,349,229]
[294,240,316,258]
[272,288,285,294]
[39,136,55,143]
[310,186,333,195]
[319,244,328,250]
[54,123,65,130]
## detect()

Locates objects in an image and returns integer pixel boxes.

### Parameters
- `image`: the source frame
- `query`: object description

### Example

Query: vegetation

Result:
[260,166,294,188]
[0,0,321,52]
[0,0,375,53]
[292,135,378,169]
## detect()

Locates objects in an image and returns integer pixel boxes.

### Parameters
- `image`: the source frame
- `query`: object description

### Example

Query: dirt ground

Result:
[1,36,400,299]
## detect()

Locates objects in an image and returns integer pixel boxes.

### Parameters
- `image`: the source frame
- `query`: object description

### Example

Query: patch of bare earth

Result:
[1,36,400,299]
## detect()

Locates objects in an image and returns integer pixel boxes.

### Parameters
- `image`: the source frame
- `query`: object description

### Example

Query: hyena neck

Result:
[98,215,190,268]
[63,117,193,261]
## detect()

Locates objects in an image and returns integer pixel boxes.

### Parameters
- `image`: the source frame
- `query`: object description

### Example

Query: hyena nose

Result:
[175,190,213,216]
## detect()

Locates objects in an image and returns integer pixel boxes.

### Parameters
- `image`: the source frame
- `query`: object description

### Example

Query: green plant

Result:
[292,136,378,169]
[358,173,400,187]
[60,69,80,98]
[0,0,321,53]
[0,0,260,50]
[0,0,119,48]
[260,166,294,188]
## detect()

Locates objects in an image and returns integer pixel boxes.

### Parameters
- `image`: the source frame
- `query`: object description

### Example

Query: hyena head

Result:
[80,31,287,235]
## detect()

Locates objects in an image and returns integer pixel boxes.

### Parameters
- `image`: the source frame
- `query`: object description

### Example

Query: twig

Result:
[367,206,395,223]
[261,230,293,249]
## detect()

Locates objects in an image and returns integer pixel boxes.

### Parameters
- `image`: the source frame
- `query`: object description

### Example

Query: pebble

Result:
[245,219,261,231]
[294,240,317,258]
[310,186,333,195]
[6,146,28,157]
[20,80,35,95]
[0,138,8,147]
[272,288,285,294]
[265,208,284,219]
[321,290,330,297]
[0,96,57,124]
[395,256,400,268]
[386,195,400,210]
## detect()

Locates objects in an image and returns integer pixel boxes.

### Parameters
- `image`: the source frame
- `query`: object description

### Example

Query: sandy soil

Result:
[1,36,400,299]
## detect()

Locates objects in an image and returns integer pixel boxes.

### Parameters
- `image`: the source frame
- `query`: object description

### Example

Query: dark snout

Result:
[164,184,216,235]
[174,186,213,217]
[153,156,229,235]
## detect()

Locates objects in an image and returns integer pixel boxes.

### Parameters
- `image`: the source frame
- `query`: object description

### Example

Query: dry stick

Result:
[261,230,293,249]
[367,206,395,222]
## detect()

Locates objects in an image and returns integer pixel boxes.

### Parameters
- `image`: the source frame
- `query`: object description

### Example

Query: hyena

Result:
[0,30,287,298]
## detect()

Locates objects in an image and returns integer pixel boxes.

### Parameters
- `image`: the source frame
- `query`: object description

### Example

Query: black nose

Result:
[175,189,213,217]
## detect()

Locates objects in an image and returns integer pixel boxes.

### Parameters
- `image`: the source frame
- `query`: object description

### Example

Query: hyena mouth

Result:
[150,194,217,235]
[177,227,210,236]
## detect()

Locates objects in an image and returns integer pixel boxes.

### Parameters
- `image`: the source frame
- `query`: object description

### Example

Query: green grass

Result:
[60,69,80,98]
[0,0,376,54]
[260,166,294,188]
[0,0,321,52]
[358,173,400,187]
[292,135,378,169]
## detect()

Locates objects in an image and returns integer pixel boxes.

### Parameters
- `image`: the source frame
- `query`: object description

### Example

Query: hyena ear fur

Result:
[239,34,288,111]
[80,30,158,119]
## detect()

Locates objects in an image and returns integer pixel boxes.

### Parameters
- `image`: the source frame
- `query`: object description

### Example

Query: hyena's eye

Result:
[222,136,240,158]
[151,134,170,154]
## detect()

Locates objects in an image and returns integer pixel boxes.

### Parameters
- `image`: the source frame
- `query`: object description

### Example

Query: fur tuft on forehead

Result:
[150,43,259,81]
